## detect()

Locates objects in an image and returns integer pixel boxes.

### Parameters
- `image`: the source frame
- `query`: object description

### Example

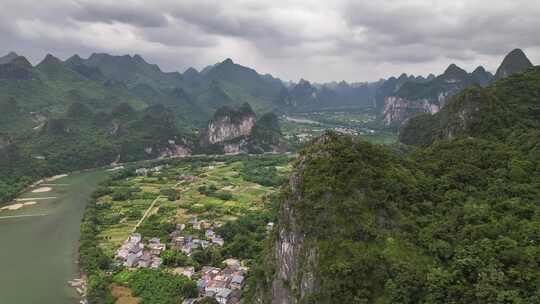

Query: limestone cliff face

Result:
[201,103,256,145]
[259,138,322,304]
[382,96,440,128]
[205,113,255,144]
[270,160,317,304]
[200,104,286,154]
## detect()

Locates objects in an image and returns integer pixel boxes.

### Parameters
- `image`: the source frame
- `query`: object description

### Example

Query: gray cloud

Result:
[0,0,538,82]
[74,2,169,28]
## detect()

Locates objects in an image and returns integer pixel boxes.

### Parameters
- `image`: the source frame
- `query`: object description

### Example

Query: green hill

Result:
[399,66,540,146]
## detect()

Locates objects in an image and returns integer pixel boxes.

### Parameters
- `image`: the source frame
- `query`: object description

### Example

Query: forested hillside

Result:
[250,65,540,303]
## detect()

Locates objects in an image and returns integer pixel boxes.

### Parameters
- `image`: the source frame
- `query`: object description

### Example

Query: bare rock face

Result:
[201,103,256,145]
[270,154,312,304]
[206,114,255,144]
[265,134,343,304]
[383,96,440,128]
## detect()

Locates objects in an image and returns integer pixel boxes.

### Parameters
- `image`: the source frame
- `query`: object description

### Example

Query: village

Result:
[86,156,289,304]
[114,212,263,304]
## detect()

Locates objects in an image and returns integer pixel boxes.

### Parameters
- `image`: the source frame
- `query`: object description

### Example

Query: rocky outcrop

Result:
[382,96,439,128]
[269,155,315,304]
[200,103,286,154]
[201,103,255,145]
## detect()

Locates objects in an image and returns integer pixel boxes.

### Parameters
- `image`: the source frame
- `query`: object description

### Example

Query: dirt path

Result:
[132,196,162,232]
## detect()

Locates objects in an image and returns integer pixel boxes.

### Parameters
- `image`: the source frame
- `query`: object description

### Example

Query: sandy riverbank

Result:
[32,187,52,193]
[0,201,38,212]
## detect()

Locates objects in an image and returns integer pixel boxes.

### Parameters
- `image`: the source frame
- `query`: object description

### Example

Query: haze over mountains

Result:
[0,47,534,204]
[1,47,532,121]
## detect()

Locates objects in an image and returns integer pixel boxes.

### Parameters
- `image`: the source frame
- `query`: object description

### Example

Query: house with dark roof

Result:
[216,288,233,304]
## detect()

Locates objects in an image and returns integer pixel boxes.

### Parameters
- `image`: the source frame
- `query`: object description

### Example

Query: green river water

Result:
[0,170,108,304]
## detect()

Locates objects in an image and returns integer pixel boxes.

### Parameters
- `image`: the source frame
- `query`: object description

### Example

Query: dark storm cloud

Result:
[0,0,539,82]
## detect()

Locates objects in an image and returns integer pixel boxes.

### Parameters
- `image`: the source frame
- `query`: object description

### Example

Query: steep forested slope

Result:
[0,55,192,203]
[400,66,540,146]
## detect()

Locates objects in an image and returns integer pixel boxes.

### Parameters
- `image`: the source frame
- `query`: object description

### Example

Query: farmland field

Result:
[280,108,398,147]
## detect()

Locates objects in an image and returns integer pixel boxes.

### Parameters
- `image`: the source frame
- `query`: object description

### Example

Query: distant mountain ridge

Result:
[0,51,19,65]
[0,48,533,134]
[381,49,533,129]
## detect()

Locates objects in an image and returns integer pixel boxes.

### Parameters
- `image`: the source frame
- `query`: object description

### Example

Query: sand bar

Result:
[47,174,68,182]
[32,187,52,193]
[16,197,56,201]
[1,203,24,211]
[0,214,48,219]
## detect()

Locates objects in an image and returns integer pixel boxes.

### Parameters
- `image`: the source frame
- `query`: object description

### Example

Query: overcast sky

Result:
[1,0,539,82]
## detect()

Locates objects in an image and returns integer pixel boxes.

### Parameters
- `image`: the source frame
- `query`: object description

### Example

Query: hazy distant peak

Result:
[444,63,466,74]
[0,51,20,64]
[473,65,487,73]
[11,56,32,68]
[133,54,146,63]
[38,54,62,66]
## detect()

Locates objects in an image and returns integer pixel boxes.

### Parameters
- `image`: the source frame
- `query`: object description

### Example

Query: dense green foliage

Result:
[239,157,288,187]
[218,211,276,260]
[113,269,197,304]
[252,129,540,303]
[79,182,116,304]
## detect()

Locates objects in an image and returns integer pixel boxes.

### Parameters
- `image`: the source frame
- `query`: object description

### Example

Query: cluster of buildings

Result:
[169,218,225,256]
[135,165,165,176]
[116,233,166,269]
[183,260,247,304]
[114,214,260,304]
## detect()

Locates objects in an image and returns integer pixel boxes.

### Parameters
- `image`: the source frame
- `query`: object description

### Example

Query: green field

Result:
[280,108,398,147]
[94,155,291,256]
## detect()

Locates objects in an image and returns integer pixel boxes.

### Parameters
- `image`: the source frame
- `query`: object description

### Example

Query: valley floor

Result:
[83,154,292,304]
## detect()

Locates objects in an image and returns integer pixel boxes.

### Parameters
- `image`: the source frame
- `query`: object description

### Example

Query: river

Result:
[0,170,108,304]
